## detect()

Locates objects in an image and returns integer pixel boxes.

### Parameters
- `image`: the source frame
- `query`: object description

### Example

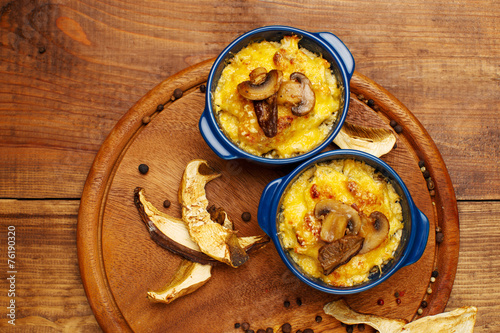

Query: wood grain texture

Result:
[0,0,498,200]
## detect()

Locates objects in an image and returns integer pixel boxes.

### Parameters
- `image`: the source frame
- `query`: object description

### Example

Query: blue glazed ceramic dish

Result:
[258,150,429,294]
[199,25,355,165]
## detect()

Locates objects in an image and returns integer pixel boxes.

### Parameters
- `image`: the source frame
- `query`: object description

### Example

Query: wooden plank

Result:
[0,200,101,332]
[446,201,500,332]
[0,0,498,200]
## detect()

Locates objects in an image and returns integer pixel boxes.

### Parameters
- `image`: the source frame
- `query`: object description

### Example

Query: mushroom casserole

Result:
[213,35,341,158]
[278,159,404,287]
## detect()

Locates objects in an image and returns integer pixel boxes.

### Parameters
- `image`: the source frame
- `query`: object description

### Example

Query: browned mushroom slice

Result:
[147,259,212,304]
[318,236,364,275]
[249,67,268,85]
[237,69,283,100]
[290,72,315,116]
[315,199,362,242]
[179,160,249,267]
[358,211,390,254]
[276,80,303,107]
[253,94,278,137]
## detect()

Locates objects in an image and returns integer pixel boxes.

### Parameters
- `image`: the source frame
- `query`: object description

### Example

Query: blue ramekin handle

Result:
[402,208,430,267]
[315,32,355,80]
[199,107,238,160]
[257,177,283,236]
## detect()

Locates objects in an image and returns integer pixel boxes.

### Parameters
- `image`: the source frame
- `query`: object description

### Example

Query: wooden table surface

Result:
[0,0,498,332]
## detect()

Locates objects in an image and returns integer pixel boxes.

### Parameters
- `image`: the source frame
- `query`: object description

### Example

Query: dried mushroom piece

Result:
[324,299,477,333]
[318,236,364,275]
[147,259,212,304]
[134,187,269,265]
[253,94,278,137]
[179,160,249,267]
[333,121,396,158]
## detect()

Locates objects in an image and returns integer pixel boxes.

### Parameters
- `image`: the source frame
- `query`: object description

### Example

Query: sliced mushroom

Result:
[147,259,212,304]
[253,93,278,137]
[289,72,315,116]
[315,199,362,242]
[134,187,269,264]
[358,211,390,254]
[249,67,268,85]
[237,69,283,100]
[333,121,396,158]
[276,80,303,107]
[179,160,249,267]
[318,235,364,275]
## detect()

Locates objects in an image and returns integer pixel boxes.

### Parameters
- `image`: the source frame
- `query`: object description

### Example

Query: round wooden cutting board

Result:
[77,60,459,333]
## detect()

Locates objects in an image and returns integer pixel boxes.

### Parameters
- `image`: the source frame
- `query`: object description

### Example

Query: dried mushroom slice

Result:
[333,121,396,158]
[134,187,269,265]
[147,259,212,304]
[179,160,249,267]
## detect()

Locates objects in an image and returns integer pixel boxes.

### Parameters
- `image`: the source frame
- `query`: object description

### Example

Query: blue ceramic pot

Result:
[258,150,429,294]
[199,25,355,165]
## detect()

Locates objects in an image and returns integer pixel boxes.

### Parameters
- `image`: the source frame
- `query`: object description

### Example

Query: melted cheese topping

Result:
[278,159,404,287]
[213,35,341,158]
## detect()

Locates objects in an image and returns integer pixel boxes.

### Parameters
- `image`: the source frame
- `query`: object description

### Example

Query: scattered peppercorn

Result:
[346,325,354,333]
[377,299,384,306]
[423,170,430,178]
[303,329,314,333]
[394,291,400,298]
[142,116,151,124]
[284,300,290,308]
[373,104,380,112]
[396,298,402,305]
[367,99,375,107]
[417,308,423,315]
[282,323,292,333]
[247,330,255,333]
[399,291,405,296]
[200,84,206,93]
[257,329,265,333]
[432,270,439,278]
[436,232,444,244]
[394,124,403,133]
[430,277,436,283]
[358,324,365,331]
[138,164,149,174]
[390,120,397,128]
[242,212,251,222]
[296,298,302,306]
[242,322,250,330]
[266,328,273,333]
[173,88,183,99]
[315,316,322,323]
[38,46,46,54]
[163,200,171,208]
[296,330,302,333]
[235,323,241,328]
[427,179,435,190]
[427,287,433,294]
[418,160,425,168]
[156,104,164,112]
[421,301,428,308]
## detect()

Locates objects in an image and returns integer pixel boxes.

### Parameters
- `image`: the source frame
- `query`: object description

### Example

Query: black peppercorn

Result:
[303,329,314,333]
[421,301,428,308]
[367,99,375,107]
[423,170,430,178]
[346,325,354,333]
[156,104,164,112]
[266,328,273,333]
[284,300,290,308]
[200,84,206,93]
[138,164,149,174]
[358,324,365,331]
[296,298,302,306]
[38,46,46,54]
[390,120,397,128]
[247,330,255,333]
[394,124,403,133]
[432,270,439,278]
[235,323,241,329]
[163,200,171,208]
[242,212,251,222]
[282,323,292,333]
[418,160,425,168]
[173,88,183,99]
[315,316,322,323]
[242,322,250,330]
[257,329,265,333]
[436,232,444,243]
[394,291,400,298]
